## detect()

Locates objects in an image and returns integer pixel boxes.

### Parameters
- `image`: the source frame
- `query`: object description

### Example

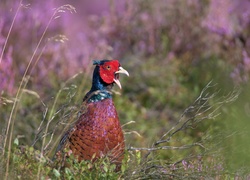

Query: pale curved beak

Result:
[115,67,129,77]
[114,67,129,89]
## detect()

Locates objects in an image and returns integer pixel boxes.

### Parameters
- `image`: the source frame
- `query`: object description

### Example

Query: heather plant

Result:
[0,11,15,95]
[0,46,15,94]
[1,0,250,179]
[203,0,250,83]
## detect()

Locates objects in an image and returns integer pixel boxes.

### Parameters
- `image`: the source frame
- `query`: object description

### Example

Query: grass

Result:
[1,1,250,179]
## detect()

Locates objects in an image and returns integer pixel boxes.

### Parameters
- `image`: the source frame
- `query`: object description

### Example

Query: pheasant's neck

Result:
[83,71,114,103]
[84,90,112,103]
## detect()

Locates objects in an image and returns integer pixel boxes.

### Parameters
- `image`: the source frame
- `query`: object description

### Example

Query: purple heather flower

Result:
[202,0,236,37]
[0,46,15,94]
[231,50,250,83]
[182,160,188,171]
[203,0,250,37]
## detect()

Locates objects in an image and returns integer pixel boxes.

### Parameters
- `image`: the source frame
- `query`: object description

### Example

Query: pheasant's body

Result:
[67,98,124,163]
[55,60,128,169]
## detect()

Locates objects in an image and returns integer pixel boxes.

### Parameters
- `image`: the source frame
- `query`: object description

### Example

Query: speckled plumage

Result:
[67,98,124,163]
[55,60,128,169]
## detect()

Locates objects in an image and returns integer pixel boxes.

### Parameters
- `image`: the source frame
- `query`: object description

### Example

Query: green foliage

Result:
[219,86,250,174]
[6,140,129,179]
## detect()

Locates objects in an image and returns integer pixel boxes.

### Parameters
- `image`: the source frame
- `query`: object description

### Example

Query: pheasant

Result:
[55,59,129,169]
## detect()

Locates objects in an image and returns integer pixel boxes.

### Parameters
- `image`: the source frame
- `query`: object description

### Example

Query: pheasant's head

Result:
[91,60,129,91]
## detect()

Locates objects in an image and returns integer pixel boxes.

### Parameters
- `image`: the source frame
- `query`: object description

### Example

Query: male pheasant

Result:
[55,59,129,169]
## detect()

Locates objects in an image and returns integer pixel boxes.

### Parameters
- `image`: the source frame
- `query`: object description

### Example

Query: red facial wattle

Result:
[99,60,129,89]
[99,60,120,84]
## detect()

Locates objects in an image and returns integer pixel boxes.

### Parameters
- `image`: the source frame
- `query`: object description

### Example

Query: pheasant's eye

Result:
[106,65,111,70]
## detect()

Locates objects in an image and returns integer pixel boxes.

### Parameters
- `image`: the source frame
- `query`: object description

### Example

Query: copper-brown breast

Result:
[68,98,125,165]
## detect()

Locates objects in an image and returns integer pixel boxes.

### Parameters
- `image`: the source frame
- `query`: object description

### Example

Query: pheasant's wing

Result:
[53,126,76,161]
[53,103,87,161]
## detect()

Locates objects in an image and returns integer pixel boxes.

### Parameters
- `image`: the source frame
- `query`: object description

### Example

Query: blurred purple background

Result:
[1,0,250,95]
